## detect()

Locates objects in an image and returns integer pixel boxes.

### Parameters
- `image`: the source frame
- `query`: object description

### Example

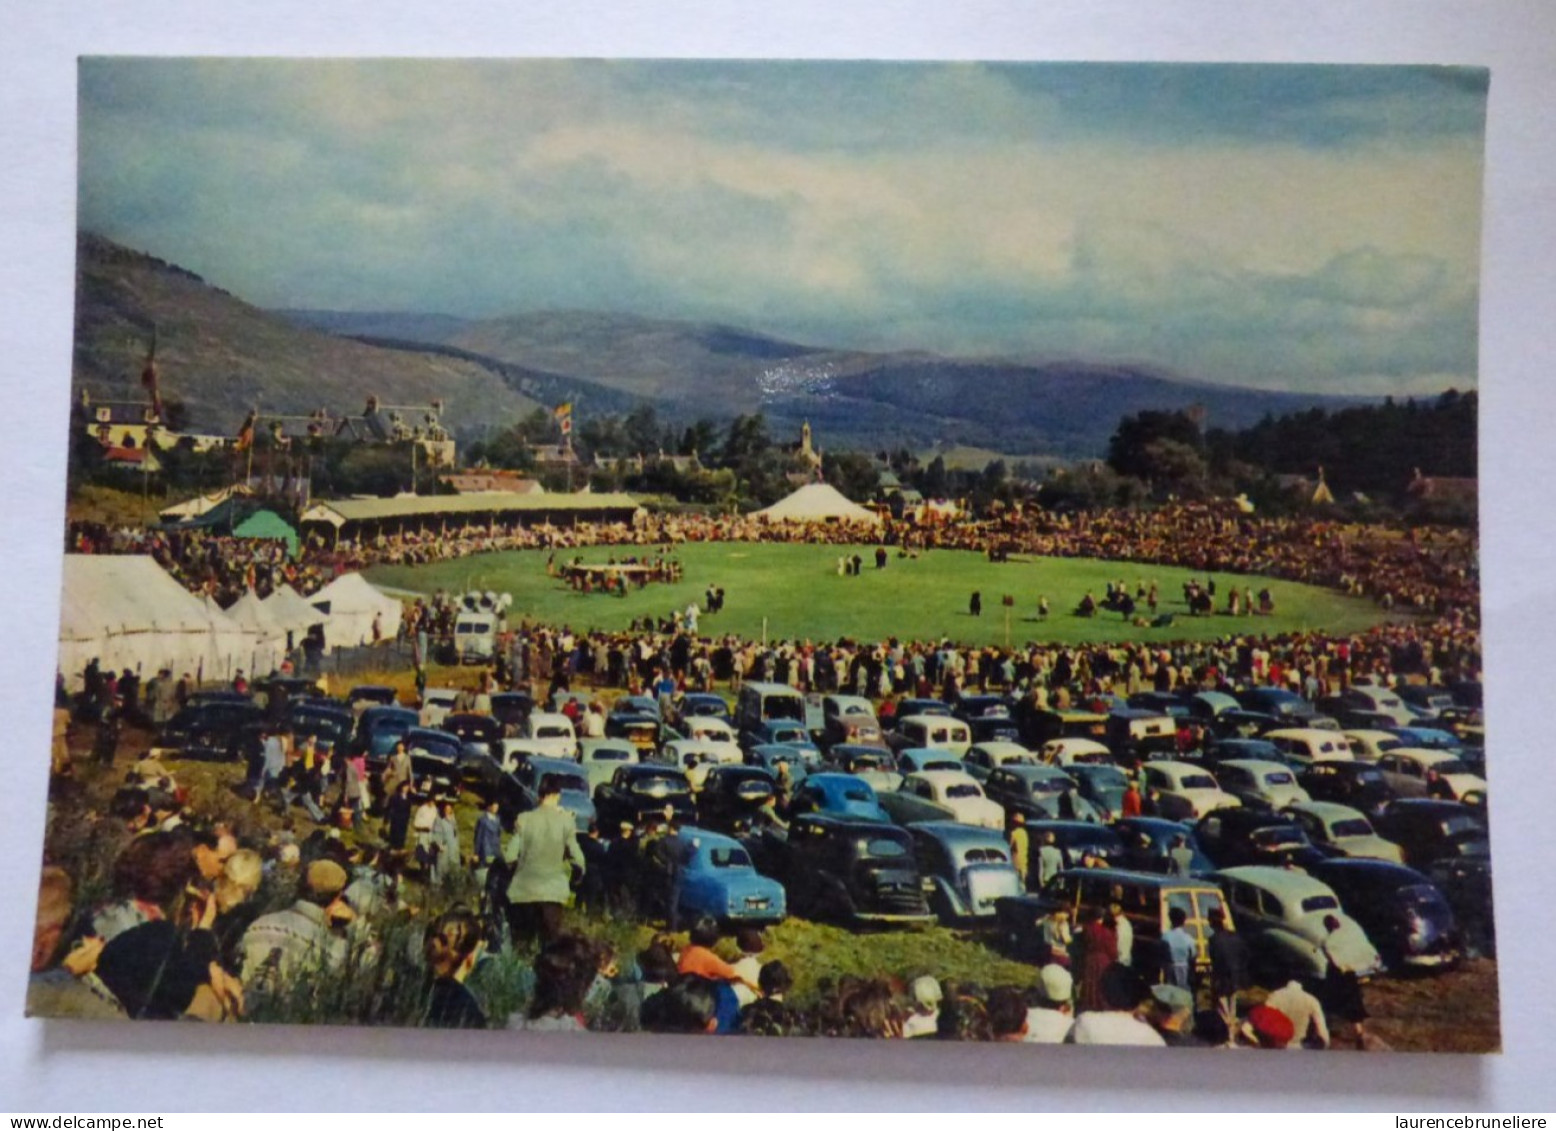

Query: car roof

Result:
[1147,760,1214,778]
[1286,800,1367,822]
[909,769,978,785]
[1266,728,1340,741]
[744,681,804,696]
[1308,857,1423,883]
[423,688,460,700]
[1214,865,1334,898]
[912,821,1008,847]
[1219,759,1294,775]
[673,827,745,852]
[1388,748,1463,765]
[528,711,574,726]
[900,714,969,728]
[528,756,586,774]
[1342,729,1399,742]
[1055,867,1219,891]
[1109,707,1172,721]
[579,739,637,756]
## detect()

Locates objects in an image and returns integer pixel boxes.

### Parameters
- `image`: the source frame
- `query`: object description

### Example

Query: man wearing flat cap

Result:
[239,858,354,994]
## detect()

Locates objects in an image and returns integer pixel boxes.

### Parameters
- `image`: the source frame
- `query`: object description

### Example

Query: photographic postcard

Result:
[31,58,1494,1052]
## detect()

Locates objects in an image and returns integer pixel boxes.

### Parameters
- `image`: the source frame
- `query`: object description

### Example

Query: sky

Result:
[77,59,1488,394]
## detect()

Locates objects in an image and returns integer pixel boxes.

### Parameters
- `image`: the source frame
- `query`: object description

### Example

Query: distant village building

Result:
[594,450,704,478]
[782,421,825,486]
[439,469,545,495]
[76,391,225,454]
[334,397,456,467]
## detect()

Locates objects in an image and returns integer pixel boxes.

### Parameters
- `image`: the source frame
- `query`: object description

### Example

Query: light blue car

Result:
[669,828,787,926]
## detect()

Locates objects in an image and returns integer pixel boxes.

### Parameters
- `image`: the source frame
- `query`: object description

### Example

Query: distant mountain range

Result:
[76,233,1375,457]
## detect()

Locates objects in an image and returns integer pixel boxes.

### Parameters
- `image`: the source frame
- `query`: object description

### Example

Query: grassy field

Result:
[367,543,1398,647]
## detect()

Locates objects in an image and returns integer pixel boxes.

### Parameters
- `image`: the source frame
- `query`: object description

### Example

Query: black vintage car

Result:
[954,695,1021,744]
[402,727,463,798]
[489,692,535,733]
[158,699,267,760]
[1306,857,1460,972]
[696,765,778,832]
[594,764,698,829]
[1192,809,1325,870]
[778,814,933,926]
[1374,799,1489,870]
[443,712,503,782]
[1298,760,1394,816]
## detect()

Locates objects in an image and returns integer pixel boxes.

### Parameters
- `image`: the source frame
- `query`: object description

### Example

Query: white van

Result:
[889,715,973,757]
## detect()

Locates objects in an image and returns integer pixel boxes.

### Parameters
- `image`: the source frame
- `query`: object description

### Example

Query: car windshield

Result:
[1300,895,1340,914]
[535,726,571,739]
[1253,827,1305,848]
[865,838,908,858]
[841,787,874,804]
[964,847,1008,864]
[631,776,690,797]
[1180,774,1218,790]
[1430,758,1470,776]
[771,727,806,743]
[946,784,981,799]
[709,847,752,869]
[541,773,588,795]
[1441,816,1482,837]
[765,699,805,722]
[1031,778,1067,794]
[924,760,960,773]
[1328,818,1373,838]
[590,750,632,762]
[1263,772,1296,786]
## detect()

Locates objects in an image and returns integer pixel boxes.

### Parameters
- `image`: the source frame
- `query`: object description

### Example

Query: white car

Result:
[1214,865,1384,980]
[660,738,743,791]
[901,770,1005,830]
[1140,760,1242,820]
[520,711,579,760]
[1376,749,1488,805]
[1215,759,1311,811]
[1284,801,1404,863]
[419,688,461,729]
[1339,686,1418,727]
[889,715,973,757]
[1342,729,1405,762]
[683,716,739,751]
[493,737,553,774]
[1040,738,1115,766]
[1265,728,1354,768]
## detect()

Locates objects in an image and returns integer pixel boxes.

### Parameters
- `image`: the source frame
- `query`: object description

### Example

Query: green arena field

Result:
[366,543,1400,648]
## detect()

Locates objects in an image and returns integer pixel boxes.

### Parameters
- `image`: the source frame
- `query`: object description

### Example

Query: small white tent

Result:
[57,556,250,689]
[751,483,882,526]
[309,573,403,650]
[263,583,326,640]
[225,589,289,673]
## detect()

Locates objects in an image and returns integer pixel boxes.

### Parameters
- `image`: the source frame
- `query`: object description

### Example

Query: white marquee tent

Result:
[751,482,882,526]
[57,555,272,689]
[224,589,289,673]
[309,572,403,650]
[263,583,326,640]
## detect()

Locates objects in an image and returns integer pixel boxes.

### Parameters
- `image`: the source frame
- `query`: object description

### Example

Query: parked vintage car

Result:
[1396,685,1457,720]
[740,720,823,768]
[347,684,398,711]
[778,814,934,926]
[1373,800,1490,869]
[1105,709,1178,766]
[1341,729,1405,762]
[603,709,662,754]
[664,828,787,926]
[744,743,812,786]
[1297,760,1394,817]
[1236,687,1317,723]
[1018,707,1108,749]
[962,741,1039,783]
[656,738,742,792]
[418,688,461,730]
[1332,686,1418,727]
[1213,759,1311,811]
[494,756,596,831]
[1139,761,1241,821]
[1112,816,1215,876]
[1039,737,1116,767]
[402,727,464,797]
[682,716,741,754]
[998,868,1232,978]
[443,712,503,783]
[593,764,697,829]
[1193,809,1323,869]
[284,701,354,751]
[1025,819,1128,869]
[1065,762,1132,820]
[519,711,579,760]
[900,771,1004,830]
[576,738,641,792]
[887,714,973,757]
[1375,749,1487,805]
[1212,864,1384,981]
[953,695,1022,744]
[696,765,779,832]
[894,747,964,776]
[1305,858,1459,971]
[984,764,1100,822]
[1264,728,1354,769]
[819,694,887,751]
[787,772,890,823]
[1200,737,1290,770]
[909,822,1023,924]
[734,681,809,744]
[158,699,266,760]
[356,705,421,764]
[1283,801,1404,863]
[675,692,733,728]
[489,691,535,732]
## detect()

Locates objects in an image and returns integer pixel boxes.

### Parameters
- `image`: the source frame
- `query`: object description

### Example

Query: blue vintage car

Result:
[358,705,421,765]
[741,720,823,768]
[909,821,1023,924]
[668,828,787,926]
[495,755,597,832]
[744,743,811,786]
[788,772,890,823]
